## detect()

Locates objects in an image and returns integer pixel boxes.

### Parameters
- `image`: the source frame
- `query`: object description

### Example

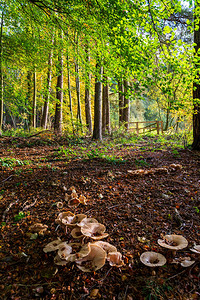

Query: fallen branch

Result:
[2,199,19,222]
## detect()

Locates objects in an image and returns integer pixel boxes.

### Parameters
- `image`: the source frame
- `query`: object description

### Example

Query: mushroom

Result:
[29,223,48,235]
[57,242,72,259]
[43,239,62,253]
[92,241,117,254]
[55,211,74,226]
[158,234,188,255]
[68,198,80,208]
[79,195,87,205]
[77,217,99,227]
[56,202,63,209]
[140,251,167,267]
[76,243,107,272]
[81,223,109,240]
[107,251,124,267]
[71,226,84,239]
[62,214,86,227]
[172,256,195,267]
[54,254,68,266]
[190,245,200,254]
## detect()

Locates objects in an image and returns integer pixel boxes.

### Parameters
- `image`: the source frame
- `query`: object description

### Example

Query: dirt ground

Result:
[0,135,200,300]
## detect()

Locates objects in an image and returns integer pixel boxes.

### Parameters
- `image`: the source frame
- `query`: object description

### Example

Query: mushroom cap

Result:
[93,241,117,254]
[77,217,99,227]
[181,259,195,267]
[57,242,72,259]
[140,251,167,267]
[158,235,188,250]
[107,251,124,267]
[79,195,87,205]
[81,223,109,240]
[61,213,86,227]
[29,223,48,234]
[54,254,68,266]
[43,239,62,253]
[56,202,63,209]
[190,245,200,254]
[55,211,74,225]
[76,243,107,272]
[71,226,84,239]
[68,198,80,208]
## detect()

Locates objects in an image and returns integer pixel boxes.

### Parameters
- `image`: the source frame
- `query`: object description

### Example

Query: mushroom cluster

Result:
[140,234,199,269]
[44,211,123,272]
[64,186,87,208]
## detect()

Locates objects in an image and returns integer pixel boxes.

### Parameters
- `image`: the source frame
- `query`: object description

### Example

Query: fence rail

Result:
[129,121,163,135]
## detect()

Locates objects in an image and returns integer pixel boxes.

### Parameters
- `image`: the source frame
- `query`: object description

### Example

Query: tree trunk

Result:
[118,79,124,127]
[84,44,92,134]
[192,4,200,149]
[67,53,74,132]
[74,34,82,130]
[54,30,63,135]
[102,74,110,134]
[27,70,32,129]
[93,59,102,140]
[31,70,37,128]
[41,33,54,129]
[123,80,129,130]
[0,11,3,134]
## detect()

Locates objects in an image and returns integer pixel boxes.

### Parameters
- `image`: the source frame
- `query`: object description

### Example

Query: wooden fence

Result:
[129,121,163,135]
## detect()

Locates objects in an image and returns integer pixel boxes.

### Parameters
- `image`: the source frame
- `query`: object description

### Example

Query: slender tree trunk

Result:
[74,33,82,130]
[41,33,54,129]
[54,30,63,135]
[27,70,32,129]
[84,44,92,134]
[102,74,110,134]
[118,79,124,127]
[0,11,3,134]
[93,58,102,140]
[31,70,37,128]
[123,80,129,130]
[192,3,200,149]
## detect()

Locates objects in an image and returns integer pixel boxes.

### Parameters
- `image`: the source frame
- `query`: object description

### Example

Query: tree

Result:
[93,58,102,140]
[0,10,4,134]
[192,2,200,150]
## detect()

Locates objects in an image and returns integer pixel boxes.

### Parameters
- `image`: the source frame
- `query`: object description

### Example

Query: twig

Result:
[123,285,129,300]
[22,198,37,211]
[165,269,186,281]
[2,199,19,222]
[1,175,13,183]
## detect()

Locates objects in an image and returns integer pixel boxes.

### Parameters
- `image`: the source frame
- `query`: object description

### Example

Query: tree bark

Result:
[123,80,129,130]
[67,53,74,132]
[54,30,63,135]
[84,44,92,134]
[31,70,37,128]
[192,4,200,149]
[118,79,124,127]
[41,33,54,129]
[93,59,102,140]
[0,11,3,134]
[27,70,32,129]
[74,34,82,130]
[102,74,110,134]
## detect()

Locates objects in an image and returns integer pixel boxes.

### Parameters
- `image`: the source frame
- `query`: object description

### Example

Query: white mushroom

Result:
[57,242,72,259]
[76,243,107,272]
[43,239,62,253]
[54,254,68,266]
[158,235,188,251]
[56,202,63,209]
[71,226,84,239]
[190,245,200,254]
[55,211,74,225]
[92,241,117,254]
[140,252,167,267]
[77,217,99,227]
[81,223,109,240]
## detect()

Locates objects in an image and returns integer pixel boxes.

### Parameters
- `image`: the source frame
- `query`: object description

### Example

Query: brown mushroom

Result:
[68,198,80,208]
[57,242,72,259]
[56,202,63,209]
[107,251,124,267]
[140,251,167,267]
[79,195,87,205]
[81,223,109,240]
[71,226,84,239]
[93,241,117,254]
[29,223,48,235]
[76,243,107,272]
[62,214,86,227]
[77,217,98,227]
[54,254,68,266]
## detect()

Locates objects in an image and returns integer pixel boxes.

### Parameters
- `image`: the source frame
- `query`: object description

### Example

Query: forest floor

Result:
[0,132,200,300]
